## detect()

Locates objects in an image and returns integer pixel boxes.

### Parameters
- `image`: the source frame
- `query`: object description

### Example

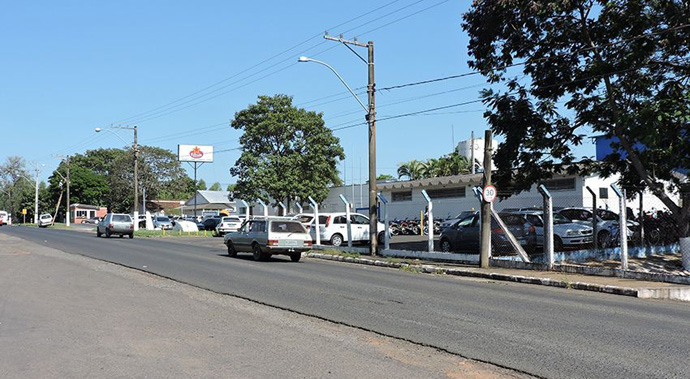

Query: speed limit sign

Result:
[482,185,497,203]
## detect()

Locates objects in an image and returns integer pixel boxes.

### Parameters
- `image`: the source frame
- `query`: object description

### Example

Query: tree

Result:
[230,94,345,210]
[397,160,426,180]
[397,152,470,180]
[197,179,207,191]
[0,156,30,220]
[209,182,222,191]
[462,1,690,241]
[376,174,394,181]
[226,183,236,192]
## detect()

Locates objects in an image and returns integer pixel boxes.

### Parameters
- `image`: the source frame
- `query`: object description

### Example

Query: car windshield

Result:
[596,210,618,221]
[297,215,313,223]
[113,215,131,222]
[498,214,524,226]
[222,217,239,222]
[40,215,51,219]
[270,221,306,233]
[553,213,571,224]
[156,217,169,221]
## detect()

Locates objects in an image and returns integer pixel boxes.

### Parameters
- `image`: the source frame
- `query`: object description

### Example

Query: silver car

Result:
[153,216,173,230]
[224,217,312,262]
[97,213,134,238]
[516,211,593,250]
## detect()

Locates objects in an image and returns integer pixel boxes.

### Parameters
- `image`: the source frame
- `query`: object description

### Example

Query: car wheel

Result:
[377,231,386,245]
[129,233,134,239]
[97,229,102,237]
[554,236,564,251]
[105,228,111,238]
[227,242,237,257]
[290,252,301,262]
[330,233,343,247]
[252,244,264,261]
[598,231,611,249]
[440,239,452,252]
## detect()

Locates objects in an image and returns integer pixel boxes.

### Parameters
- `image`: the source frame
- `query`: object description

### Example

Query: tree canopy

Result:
[397,152,471,180]
[209,182,222,191]
[462,0,690,235]
[230,94,345,209]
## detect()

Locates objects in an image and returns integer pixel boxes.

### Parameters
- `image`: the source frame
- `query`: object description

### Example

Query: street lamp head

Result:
[298,56,311,63]
[94,127,102,133]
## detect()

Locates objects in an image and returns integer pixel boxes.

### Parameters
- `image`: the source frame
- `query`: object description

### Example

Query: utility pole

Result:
[480,130,492,268]
[133,126,138,222]
[323,34,378,255]
[471,131,476,175]
[33,166,40,224]
[54,155,71,226]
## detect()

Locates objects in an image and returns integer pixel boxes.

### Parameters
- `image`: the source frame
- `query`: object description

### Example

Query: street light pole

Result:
[298,35,378,255]
[95,125,139,230]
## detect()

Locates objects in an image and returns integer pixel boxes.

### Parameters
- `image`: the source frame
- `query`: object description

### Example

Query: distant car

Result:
[292,213,315,229]
[215,216,243,236]
[200,217,221,231]
[513,211,592,251]
[153,216,173,230]
[0,210,9,226]
[224,217,312,262]
[97,213,134,238]
[82,216,101,225]
[38,213,53,228]
[439,212,537,255]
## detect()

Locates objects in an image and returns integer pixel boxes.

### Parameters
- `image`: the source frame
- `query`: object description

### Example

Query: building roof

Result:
[377,173,484,191]
[70,203,104,210]
[184,190,236,210]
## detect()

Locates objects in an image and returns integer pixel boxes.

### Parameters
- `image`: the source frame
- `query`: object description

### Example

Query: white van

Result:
[0,211,8,226]
[309,212,387,246]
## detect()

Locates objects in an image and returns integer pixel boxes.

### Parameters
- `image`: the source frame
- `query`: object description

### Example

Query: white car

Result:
[292,213,315,229]
[215,216,243,236]
[309,212,387,246]
[38,213,53,228]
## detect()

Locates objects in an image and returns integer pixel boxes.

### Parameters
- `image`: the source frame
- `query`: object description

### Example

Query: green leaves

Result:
[230,94,345,208]
[397,152,471,180]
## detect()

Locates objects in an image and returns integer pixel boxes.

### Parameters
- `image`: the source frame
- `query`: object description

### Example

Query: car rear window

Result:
[498,214,525,226]
[113,215,131,222]
[156,217,169,221]
[270,221,306,233]
[297,215,313,223]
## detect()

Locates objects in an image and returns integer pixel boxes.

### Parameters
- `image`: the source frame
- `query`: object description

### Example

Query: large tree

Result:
[462,1,690,240]
[230,94,345,210]
[0,156,31,220]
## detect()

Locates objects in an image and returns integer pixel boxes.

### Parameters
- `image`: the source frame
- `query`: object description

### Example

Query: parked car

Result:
[439,212,537,255]
[153,216,173,230]
[215,216,243,236]
[82,216,101,225]
[38,213,53,228]
[513,210,592,251]
[0,210,8,226]
[97,213,134,238]
[439,210,478,231]
[224,217,312,262]
[292,213,315,229]
[199,217,221,231]
[309,212,387,246]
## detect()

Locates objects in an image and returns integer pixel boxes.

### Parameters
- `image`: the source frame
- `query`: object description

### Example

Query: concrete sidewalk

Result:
[0,233,530,379]
[306,252,690,302]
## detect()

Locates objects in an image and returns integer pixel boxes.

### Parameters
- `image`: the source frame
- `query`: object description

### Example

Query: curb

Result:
[305,252,690,301]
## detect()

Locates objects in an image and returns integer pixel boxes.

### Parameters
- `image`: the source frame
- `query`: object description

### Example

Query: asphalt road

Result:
[3,226,689,379]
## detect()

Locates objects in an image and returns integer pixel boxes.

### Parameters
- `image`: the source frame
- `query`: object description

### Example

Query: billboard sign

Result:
[178,145,214,163]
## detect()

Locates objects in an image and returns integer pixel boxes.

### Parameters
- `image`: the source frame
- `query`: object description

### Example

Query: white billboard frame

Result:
[178,144,214,163]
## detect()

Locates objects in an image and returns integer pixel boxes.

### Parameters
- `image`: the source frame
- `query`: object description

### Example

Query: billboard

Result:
[178,145,214,163]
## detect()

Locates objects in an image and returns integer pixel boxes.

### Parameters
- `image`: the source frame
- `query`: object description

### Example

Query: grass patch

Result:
[134,229,215,238]
[314,248,361,259]
[399,265,423,274]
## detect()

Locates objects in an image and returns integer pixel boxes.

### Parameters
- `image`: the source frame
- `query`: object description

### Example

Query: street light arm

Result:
[300,58,368,113]
[96,128,130,145]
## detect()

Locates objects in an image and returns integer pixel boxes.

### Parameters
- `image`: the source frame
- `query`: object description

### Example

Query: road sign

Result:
[482,185,497,203]
[21,208,27,215]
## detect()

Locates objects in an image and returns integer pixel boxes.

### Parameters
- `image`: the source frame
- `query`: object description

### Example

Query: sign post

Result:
[178,145,214,219]
[22,208,26,224]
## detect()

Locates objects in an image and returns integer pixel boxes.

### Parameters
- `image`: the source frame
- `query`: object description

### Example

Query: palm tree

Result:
[397,160,426,180]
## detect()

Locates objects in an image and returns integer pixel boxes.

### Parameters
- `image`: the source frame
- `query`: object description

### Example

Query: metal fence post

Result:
[538,185,554,269]
[421,190,434,252]
[610,184,628,270]
[377,193,389,251]
[257,199,268,218]
[278,201,286,216]
[308,196,320,246]
[339,194,352,248]
[239,200,250,221]
[295,201,303,214]
[585,186,598,249]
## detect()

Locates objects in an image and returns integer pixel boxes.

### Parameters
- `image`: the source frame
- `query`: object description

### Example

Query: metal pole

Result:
[257,199,268,218]
[65,157,70,226]
[377,193,389,251]
[33,168,39,224]
[638,193,644,245]
[539,185,555,269]
[132,126,139,231]
[294,201,303,214]
[367,41,378,256]
[470,130,475,175]
[421,190,433,252]
[586,186,598,249]
[194,162,198,219]
[278,201,286,216]
[610,184,628,270]
[308,196,320,246]
[480,130,492,268]
[339,194,352,249]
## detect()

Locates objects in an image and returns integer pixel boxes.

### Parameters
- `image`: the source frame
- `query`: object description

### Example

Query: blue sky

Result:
[1,0,594,187]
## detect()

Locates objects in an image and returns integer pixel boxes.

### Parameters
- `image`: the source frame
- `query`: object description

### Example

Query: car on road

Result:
[199,217,221,231]
[97,213,134,238]
[153,216,173,230]
[439,212,537,255]
[0,210,9,226]
[309,212,387,246]
[512,210,593,250]
[82,216,101,225]
[215,216,243,236]
[38,213,53,227]
[224,217,311,262]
